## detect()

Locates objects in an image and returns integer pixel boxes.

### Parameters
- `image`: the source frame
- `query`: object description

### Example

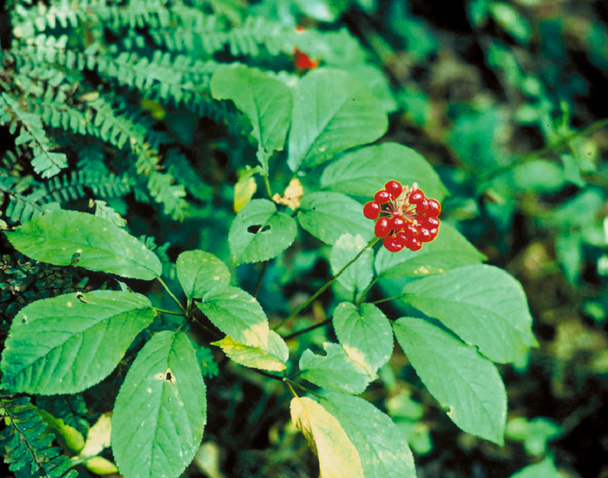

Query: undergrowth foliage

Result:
[0,1,536,477]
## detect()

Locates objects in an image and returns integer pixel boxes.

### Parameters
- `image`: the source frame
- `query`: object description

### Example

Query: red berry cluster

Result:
[364,180,441,253]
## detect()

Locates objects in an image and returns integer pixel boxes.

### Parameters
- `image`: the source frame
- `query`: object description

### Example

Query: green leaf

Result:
[321,142,447,200]
[333,303,393,375]
[299,343,371,394]
[290,396,364,478]
[4,210,161,280]
[298,192,373,244]
[402,265,535,363]
[320,392,416,478]
[210,66,292,173]
[1,291,154,395]
[176,250,231,300]
[112,331,206,478]
[212,331,288,372]
[288,69,388,171]
[228,199,297,265]
[509,457,564,478]
[197,286,269,349]
[393,318,506,445]
[330,234,374,295]
[375,223,485,278]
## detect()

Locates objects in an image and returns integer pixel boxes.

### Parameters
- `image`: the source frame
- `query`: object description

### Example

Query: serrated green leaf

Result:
[112,331,206,478]
[298,192,373,245]
[229,199,297,264]
[1,291,154,395]
[393,318,506,445]
[321,142,447,200]
[333,303,393,375]
[288,69,388,171]
[197,286,269,349]
[375,223,485,278]
[290,396,364,478]
[176,250,231,300]
[210,66,292,173]
[212,331,288,372]
[4,211,161,280]
[330,234,374,295]
[320,391,416,478]
[299,343,371,394]
[402,265,535,363]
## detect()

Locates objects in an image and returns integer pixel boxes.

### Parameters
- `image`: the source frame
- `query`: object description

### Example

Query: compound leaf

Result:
[320,391,416,478]
[176,250,231,300]
[402,265,535,363]
[112,331,206,478]
[1,291,154,395]
[5,210,161,280]
[290,396,364,478]
[375,223,485,278]
[299,343,371,394]
[229,199,297,265]
[288,69,387,171]
[298,192,373,245]
[394,318,506,445]
[197,286,270,349]
[321,142,447,200]
[333,302,393,375]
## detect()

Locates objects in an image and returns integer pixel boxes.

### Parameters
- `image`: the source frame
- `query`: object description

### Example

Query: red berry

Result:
[395,231,408,247]
[389,215,406,231]
[427,227,439,241]
[294,47,319,70]
[419,216,440,229]
[363,201,381,219]
[426,198,441,217]
[409,190,425,205]
[374,190,391,204]
[416,198,428,214]
[385,180,403,199]
[418,228,432,243]
[406,237,422,251]
[374,217,391,238]
[383,235,405,253]
[404,223,419,238]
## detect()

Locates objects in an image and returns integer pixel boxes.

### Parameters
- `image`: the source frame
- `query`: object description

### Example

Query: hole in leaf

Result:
[165,371,173,381]
[247,224,271,234]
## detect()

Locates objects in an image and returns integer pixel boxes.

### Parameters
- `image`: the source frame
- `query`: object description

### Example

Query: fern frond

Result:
[0,92,68,178]
[0,396,79,478]
[11,0,88,40]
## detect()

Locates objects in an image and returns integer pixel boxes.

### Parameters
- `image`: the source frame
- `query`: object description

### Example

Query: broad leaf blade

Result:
[330,234,374,295]
[290,396,364,478]
[5,210,161,280]
[197,286,270,349]
[212,331,288,372]
[112,331,206,478]
[229,199,297,265]
[176,250,231,300]
[320,392,416,478]
[393,318,506,445]
[288,69,388,171]
[402,265,535,363]
[375,224,485,278]
[298,192,373,244]
[333,303,393,375]
[321,142,447,200]
[299,343,371,394]
[210,66,292,173]
[1,291,154,394]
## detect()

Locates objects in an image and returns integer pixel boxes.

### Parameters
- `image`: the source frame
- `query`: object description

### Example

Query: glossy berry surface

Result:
[363,181,442,252]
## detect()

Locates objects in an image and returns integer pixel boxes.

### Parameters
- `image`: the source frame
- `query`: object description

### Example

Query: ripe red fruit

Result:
[293,47,319,70]
[419,216,440,229]
[363,201,381,219]
[389,215,406,231]
[427,227,439,241]
[404,223,419,237]
[374,217,391,238]
[385,180,403,199]
[416,198,429,214]
[406,237,422,251]
[383,235,405,253]
[426,198,441,217]
[409,190,425,205]
[418,228,432,243]
[395,231,408,247]
[374,190,391,204]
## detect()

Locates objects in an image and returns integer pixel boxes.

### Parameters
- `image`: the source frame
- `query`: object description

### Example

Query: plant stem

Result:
[157,277,186,312]
[263,174,273,198]
[370,293,408,305]
[283,318,332,341]
[253,261,269,298]
[355,277,379,305]
[273,236,381,332]
[153,307,185,316]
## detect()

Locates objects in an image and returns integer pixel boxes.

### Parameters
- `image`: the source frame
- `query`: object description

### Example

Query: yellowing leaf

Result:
[290,397,364,478]
[234,174,258,213]
[212,331,288,372]
[272,178,304,210]
[79,413,112,458]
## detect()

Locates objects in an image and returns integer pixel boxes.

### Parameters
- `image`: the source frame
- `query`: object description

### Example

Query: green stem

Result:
[253,261,269,298]
[355,277,379,305]
[153,307,185,317]
[273,237,381,332]
[157,277,186,312]
[263,175,272,198]
[283,318,332,341]
[370,293,408,305]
